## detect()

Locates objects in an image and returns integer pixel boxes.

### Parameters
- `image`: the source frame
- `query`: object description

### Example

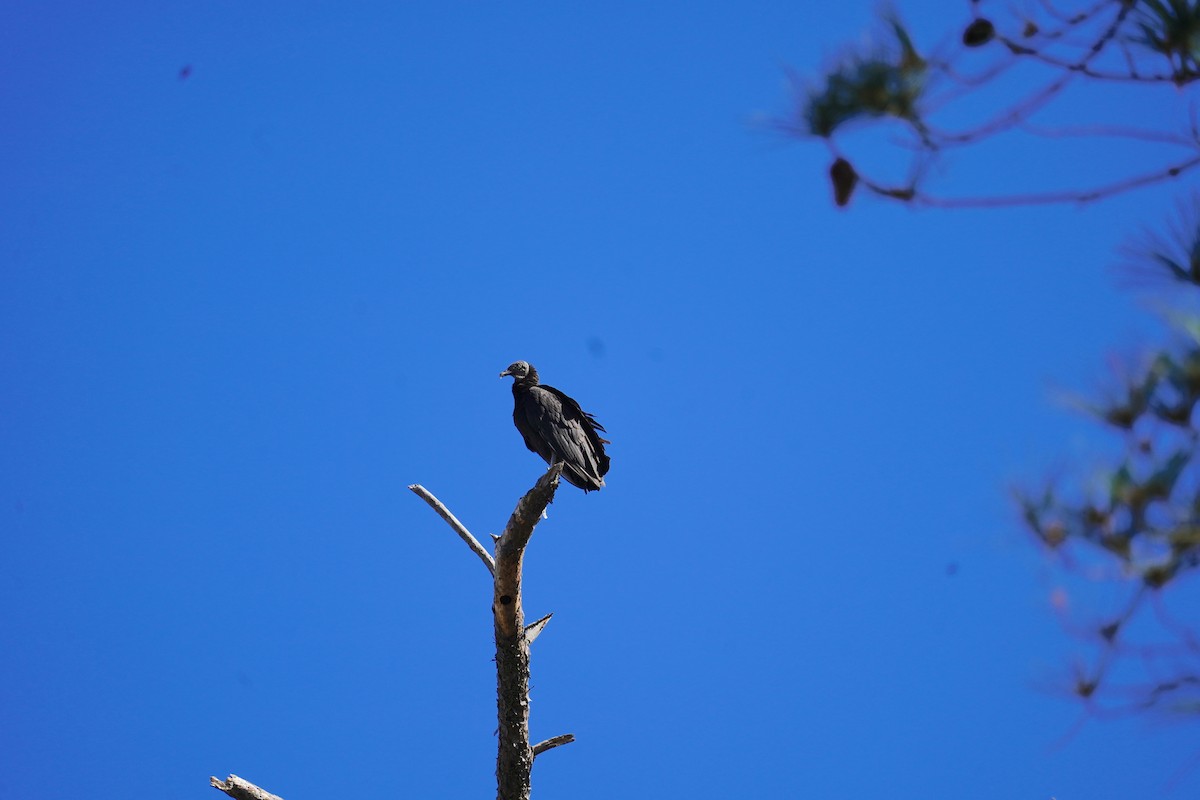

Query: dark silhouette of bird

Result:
[499,361,610,492]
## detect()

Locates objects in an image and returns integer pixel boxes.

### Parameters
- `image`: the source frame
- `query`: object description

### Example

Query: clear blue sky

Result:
[2,2,1196,798]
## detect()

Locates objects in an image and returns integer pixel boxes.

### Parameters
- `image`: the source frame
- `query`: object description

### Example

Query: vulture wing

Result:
[512,391,555,464]
[522,385,610,491]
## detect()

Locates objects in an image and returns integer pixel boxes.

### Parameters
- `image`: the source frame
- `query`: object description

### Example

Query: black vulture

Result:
[499,361,610,492]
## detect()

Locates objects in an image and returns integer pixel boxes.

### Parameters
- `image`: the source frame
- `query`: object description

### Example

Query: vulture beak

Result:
[499,368,511,378]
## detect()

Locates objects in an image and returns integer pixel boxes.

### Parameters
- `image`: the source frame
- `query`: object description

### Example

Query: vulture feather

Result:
[499,361,610,492]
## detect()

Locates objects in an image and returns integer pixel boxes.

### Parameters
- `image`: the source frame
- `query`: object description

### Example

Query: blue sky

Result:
[2,2,1197,798]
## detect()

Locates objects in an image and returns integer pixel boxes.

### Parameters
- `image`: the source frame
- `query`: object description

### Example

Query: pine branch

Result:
[854,152,1200,208]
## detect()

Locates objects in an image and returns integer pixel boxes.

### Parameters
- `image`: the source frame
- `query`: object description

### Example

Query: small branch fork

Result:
[412,463,575,800]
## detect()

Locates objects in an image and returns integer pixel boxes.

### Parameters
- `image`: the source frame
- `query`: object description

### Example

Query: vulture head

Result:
[499,361,537,383]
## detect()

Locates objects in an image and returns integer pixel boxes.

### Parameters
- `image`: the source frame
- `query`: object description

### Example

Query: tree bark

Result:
[210,775,283,800]
[492,463,563,800]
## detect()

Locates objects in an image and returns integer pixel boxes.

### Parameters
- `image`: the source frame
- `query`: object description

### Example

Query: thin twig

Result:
[210,776,284,800]
[1015,121,1200,147]
[1150,591,1200,654]
[936,71,1074,144]
[1000,36,1196,83]
[880,153,1200,208]
[936,0,1136,145]
[930,56,1017,94]
[1028,0,1111,40]
[532,734,576,757]
[1036,0,1107,26]
[1085,584,1147,690]
[409,484,495,576]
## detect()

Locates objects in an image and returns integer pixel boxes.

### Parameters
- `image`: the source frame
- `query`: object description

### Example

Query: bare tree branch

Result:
[210,775,284,800]
[1000,36,1197,83]
[532,734,576,757]
[215,467,571,800]
[930,1,1137,146]
[923,154,1200,207]
[525,612,553,644]
[1015,121,1200,147]
[1031,0,1110,38]
[936,72,1075,144]
[494,463,564,800]
[409,483,496,576]
[857,153,1200,208]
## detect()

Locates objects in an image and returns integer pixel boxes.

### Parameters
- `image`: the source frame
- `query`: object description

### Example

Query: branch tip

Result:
[209,775,284,800]
[409,483,496,576]
[532,734,576,757]
[525,612,553,643]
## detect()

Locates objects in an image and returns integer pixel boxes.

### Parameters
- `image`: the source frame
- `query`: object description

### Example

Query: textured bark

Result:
[493,463,563,800]
[532,733,576,756]
[209,775,283,800]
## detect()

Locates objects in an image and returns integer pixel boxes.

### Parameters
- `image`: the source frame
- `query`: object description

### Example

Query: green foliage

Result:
[785,0,1200,208]
[1126,196,1200,288]
[1022,324,1200,570]
[801,17,927,138]
[1018,296,1200,712]
[1134,0,1200,70]
[785,0,1200,721]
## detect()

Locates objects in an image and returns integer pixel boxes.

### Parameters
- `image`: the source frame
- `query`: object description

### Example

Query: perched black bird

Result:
[499,361,610,492]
